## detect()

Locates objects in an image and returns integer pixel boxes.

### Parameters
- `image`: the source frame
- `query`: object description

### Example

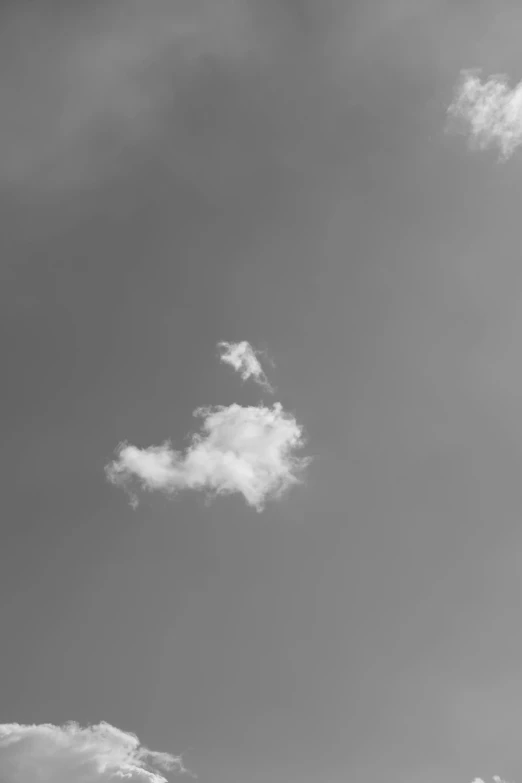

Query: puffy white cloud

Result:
[106,402,309,511]
[471,777,509,783]
[0,721,185,783]
[218,340,273,391]
[448,69,522,160]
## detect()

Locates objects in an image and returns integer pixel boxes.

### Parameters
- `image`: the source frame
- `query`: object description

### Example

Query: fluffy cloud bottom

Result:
[0,721,184,783]
[448,69,522,160]
[218,340,273,391]
[472,777,509,783]
[106,402,309,511]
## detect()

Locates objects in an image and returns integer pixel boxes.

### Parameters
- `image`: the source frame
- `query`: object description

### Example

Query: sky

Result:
[3,0,522,781]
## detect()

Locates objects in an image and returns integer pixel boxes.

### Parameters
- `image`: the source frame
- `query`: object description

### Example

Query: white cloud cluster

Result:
[472,776,509,783]
[448,69,522,160]
[106,402,309,511]
[0,721,184,783]
[218,340,273,391]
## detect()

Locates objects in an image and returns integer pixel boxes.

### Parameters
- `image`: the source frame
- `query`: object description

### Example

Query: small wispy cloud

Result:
[448,69,522,160]
[106,402,309,511]
[472,776,510,783]
[218,340,273,392]
[0,721,186,783]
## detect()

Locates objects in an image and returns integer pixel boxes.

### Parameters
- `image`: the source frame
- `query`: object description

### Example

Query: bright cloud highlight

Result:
[0,721,185,783]
[448,69,522,160]
[106,402,309,511]
[218,340,273,391]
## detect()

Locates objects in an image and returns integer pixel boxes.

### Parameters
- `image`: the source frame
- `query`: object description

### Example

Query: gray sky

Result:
[2,1,522,781]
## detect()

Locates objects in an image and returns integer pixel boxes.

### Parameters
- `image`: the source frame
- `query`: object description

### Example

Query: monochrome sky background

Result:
[2,1,522,782]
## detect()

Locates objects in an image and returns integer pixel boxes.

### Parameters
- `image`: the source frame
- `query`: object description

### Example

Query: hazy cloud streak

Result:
[0,0,258,188]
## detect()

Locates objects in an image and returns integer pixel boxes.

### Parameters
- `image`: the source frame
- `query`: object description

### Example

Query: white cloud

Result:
[106,402,309,511]
[448,69,522,160]
[0,721,185,783]
[218,340,273,391]
[471,777,509,783]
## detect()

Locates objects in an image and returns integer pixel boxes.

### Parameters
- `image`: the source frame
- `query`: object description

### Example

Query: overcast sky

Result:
[2,1,522,782]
